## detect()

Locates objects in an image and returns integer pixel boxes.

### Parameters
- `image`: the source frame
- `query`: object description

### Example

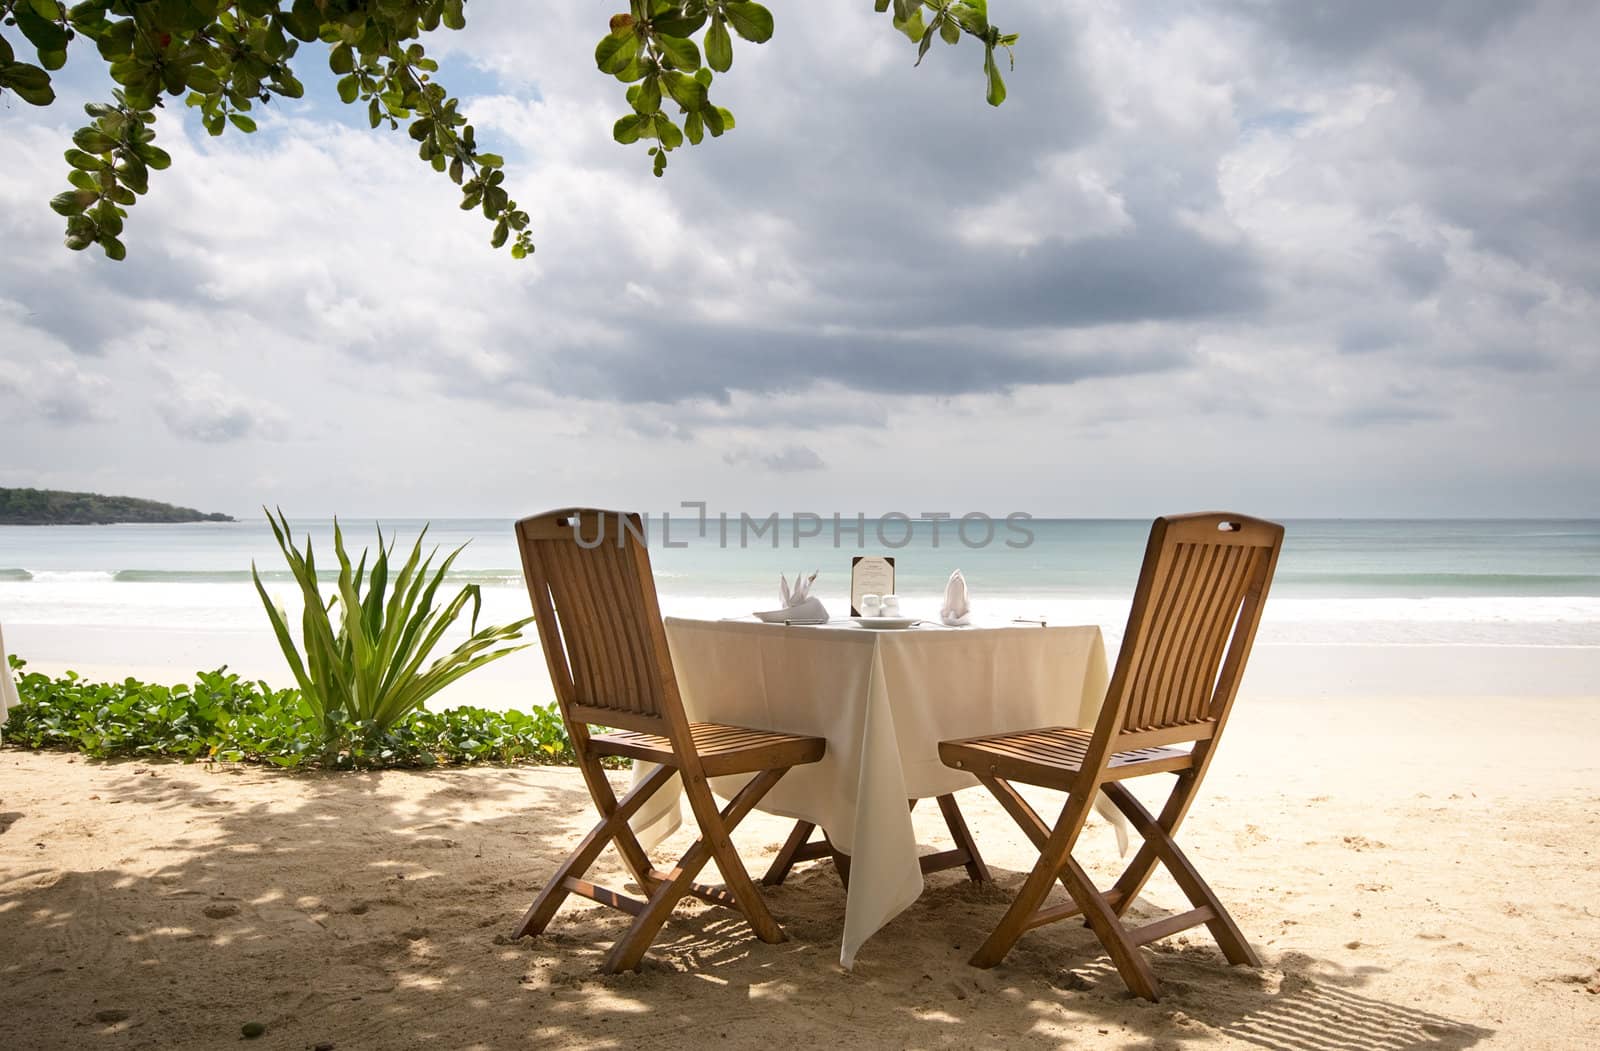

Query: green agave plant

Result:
[251,509,533,742]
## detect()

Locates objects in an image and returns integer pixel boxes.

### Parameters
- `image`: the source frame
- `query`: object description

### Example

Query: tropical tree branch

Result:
[0,1,1014,260]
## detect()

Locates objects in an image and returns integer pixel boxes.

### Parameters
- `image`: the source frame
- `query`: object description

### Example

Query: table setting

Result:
[631,565,1130,968]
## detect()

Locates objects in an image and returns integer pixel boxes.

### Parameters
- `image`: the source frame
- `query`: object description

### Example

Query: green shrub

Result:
[2,656,577,770]
[253,509,535,745]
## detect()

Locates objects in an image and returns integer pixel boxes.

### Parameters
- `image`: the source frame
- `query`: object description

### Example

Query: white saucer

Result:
[754,609,828,624]
[849,616,921,629]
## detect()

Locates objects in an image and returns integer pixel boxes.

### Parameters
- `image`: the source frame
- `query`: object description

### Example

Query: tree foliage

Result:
[0,486,234,524]
[0,1,1015,260]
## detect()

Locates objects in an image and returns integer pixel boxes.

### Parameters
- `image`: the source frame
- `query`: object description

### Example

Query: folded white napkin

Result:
[780,571,815,608]
[775,571,827,623]
[940,569,971,626]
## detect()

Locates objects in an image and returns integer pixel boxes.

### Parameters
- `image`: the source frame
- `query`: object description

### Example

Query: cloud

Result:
[0,1,1596,515]
[723,445,827,473]
[159,372,287,444]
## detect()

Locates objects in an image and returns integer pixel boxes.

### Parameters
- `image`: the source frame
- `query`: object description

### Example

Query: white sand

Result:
[2,689,1598,1049]
[8,615,1600,709]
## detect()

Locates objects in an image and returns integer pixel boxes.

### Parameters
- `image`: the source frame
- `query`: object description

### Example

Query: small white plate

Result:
[849,616,921,629]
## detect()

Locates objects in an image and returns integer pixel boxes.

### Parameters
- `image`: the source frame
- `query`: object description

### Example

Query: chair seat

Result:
[591,722,827,778]
[939,726,1194,789]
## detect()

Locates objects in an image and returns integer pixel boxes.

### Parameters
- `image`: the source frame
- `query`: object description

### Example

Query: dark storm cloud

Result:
[1335,403,1449,428]
[852,219,1266,330]
[1243,0,1528,62]
[534,321,1187,405]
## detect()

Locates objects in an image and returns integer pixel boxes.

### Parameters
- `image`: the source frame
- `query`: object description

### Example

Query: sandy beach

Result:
[2,689,1597,1050]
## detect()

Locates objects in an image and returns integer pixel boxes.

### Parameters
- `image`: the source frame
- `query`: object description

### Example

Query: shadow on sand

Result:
[0,755,1494,1050]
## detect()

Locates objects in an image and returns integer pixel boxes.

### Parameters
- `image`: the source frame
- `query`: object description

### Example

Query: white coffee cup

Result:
[860,593,882,616]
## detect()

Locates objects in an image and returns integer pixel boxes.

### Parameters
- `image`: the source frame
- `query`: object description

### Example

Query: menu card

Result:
[850,556,896,616]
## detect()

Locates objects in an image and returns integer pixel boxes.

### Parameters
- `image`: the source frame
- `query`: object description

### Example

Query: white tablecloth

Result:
[632,617,1118,967]
[0,623,19,736]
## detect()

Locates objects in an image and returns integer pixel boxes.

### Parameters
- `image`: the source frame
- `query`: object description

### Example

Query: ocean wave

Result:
[111,568,528,586]
[0,568,32,581]
[20,570,118,583]
[1277,571,1600,594]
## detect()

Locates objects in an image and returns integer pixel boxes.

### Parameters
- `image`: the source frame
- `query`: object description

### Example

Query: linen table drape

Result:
[631,618,1121,967]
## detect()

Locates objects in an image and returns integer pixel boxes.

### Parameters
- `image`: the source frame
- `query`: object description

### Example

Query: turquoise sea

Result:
[3,517,1599,596]
[3,517,1599,648]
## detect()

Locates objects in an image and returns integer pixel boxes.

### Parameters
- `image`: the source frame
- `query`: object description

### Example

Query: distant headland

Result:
[0,488,236,526]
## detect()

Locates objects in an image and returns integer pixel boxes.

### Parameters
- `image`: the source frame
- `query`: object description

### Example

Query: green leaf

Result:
[656,34,700,71]
[187,66,221,93]
[115,155,149,194]
[655,114,684,149]
[14,5,69,53]
[137,144,172,170]
[0,62,55,105]
[723,2,774,43]
[329,43,354,75]
[984,47,1007,106]
[705,16,732,72]
[595,29,639,75]
[662,72,705,110]
[228,113,257,133]
[64,149,104,171]
[952,2,989,35]
[49,190,95,216]
[630,75,661,115]
[613,113,648,145]
[653,12,707,37]
[892,11,926,42]
[337,73,360,104]
[72,127,117,154]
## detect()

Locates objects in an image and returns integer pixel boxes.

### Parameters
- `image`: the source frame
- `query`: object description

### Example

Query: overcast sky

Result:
[2,1,1597,519]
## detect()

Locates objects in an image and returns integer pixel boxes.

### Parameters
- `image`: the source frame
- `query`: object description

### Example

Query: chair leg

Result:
[687,769,788,945]
[762,819,818,886]
[1101,782,1259,967]
[966,775,1165,999]
[975,775,1080,898]
[515,763,677,939]
[768,794,989,890]
[968,784,1100,969]
[935,793,992,883]
[605,767,790,972]
[574,753,660,891]
[1061,856,1161,1001]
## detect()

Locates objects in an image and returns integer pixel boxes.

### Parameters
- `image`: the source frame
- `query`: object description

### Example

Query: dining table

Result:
[630,615,1128,968]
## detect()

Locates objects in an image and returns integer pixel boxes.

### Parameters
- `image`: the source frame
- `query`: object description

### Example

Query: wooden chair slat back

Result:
[515,509,680,731]
[1104,513,1284,740]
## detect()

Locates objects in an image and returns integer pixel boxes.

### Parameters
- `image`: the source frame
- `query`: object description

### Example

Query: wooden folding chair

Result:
[762,795,991,888]
[938,512,1284,1000]
[513,508,826,973]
